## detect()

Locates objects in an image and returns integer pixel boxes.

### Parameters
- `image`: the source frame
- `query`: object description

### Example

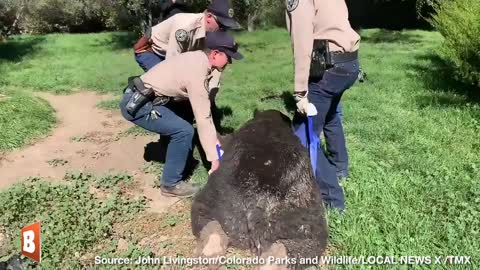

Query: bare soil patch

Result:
[0,91,179,213]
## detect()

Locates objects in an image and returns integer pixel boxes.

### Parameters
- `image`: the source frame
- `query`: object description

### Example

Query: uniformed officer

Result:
[120,31,243,197]
[134,0,241,159]
[286,0,360,210]
[133,0,241,72]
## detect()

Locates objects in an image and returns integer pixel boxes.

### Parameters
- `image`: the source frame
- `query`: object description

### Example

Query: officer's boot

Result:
[160,181,199,197]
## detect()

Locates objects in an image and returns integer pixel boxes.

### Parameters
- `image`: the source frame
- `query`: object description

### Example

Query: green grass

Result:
[0,87,56,151]
[0,32,141,93]
[327,30,480,269]
[1,28,479,269]
[97,97,122,110]
[0,173,146,269]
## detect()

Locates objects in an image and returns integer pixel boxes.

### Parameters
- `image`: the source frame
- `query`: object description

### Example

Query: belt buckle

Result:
[152,96,170,106]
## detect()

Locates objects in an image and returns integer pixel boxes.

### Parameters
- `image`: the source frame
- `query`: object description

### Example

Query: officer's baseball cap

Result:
[206,31,243,61]
[207,0,241,29]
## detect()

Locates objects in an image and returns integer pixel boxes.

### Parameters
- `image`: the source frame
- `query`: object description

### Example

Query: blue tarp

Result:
[216,144,224,160]
[293,105,319,177]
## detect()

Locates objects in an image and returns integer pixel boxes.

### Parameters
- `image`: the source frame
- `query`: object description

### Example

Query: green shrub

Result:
[430,0,480,88]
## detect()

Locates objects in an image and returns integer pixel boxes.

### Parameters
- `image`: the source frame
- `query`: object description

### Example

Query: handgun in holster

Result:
[309,40,333,80]
[125,77,155,117]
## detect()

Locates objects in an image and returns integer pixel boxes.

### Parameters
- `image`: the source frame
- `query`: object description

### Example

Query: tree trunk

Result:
[141,0,153,32]
[5,4,23,37]
[247,10,258,32]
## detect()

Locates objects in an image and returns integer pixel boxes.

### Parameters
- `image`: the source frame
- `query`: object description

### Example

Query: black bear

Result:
[191,110,328,269]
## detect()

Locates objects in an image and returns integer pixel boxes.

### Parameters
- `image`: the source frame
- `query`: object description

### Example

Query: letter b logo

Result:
[23,230,35,253]
[21,222,41,263]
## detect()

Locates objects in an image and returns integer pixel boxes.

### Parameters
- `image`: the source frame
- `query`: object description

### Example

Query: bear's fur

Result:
[191,110,328,269]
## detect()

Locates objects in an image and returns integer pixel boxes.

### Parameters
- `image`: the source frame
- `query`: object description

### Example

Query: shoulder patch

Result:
[286,0,299,12]
[175,29,188,42]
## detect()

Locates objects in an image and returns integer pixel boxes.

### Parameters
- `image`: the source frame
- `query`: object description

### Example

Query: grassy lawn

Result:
[0,28,479,268]
[0,87,55,151]
[0,33,140,94]
[0,173,149,269]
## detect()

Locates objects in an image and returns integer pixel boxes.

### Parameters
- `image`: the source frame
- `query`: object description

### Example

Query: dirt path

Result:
[0,91,179,213]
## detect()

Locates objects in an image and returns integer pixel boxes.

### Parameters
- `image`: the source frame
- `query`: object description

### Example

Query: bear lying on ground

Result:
[191,110,328,269]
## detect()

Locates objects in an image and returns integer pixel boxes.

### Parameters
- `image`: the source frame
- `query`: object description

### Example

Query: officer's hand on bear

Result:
[209,159,220,175]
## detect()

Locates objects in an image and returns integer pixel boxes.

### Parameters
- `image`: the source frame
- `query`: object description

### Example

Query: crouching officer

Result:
[133,0,241,72]
[120,31,243,197]
[286,0,360,210]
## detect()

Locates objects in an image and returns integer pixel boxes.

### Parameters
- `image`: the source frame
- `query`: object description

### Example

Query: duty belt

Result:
[152,95,171,106]
[129,85,171,106]
[124,77,171,117]
[329,50,358,65]
[309,40,358,79]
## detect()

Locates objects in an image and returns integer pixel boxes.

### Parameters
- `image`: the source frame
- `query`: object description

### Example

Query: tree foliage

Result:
[0,0,23,40]
[429,0,480,88]
[0,0,438,39]
[0,0,144,38]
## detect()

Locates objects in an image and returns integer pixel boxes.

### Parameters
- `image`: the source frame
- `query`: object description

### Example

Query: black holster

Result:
[309,40,332,80]
[125,77,155,117]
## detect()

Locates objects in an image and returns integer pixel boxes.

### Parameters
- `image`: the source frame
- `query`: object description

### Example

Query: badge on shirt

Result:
[286,0,299,12]
[175,29,188,43]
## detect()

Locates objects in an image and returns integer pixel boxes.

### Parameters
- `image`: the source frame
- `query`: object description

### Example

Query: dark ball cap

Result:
[206,31,243,60]
[207,0,241,29]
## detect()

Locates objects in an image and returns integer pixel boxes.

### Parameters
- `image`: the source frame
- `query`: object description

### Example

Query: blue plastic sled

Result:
[293,104,319,177]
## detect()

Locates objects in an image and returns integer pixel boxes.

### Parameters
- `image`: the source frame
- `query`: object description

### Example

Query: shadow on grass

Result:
[261,91,297,114]
[141,102,234,176]
[94,32,138,50]
[196,104,234,170]
[212,104,234,134]
[407,53,480,107]
[143,138,200,181]
[144,139,166,163]
[237,40,269,53]
[361,29,423,44]
[0,36,46,62]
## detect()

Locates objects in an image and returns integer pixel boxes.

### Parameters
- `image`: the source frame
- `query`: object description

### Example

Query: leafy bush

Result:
[19,0,132,34]
[0,0,142,37]
[0,0,21,39]
[0,0,436,38]
[0,173,145,269]
[429,0,480,88]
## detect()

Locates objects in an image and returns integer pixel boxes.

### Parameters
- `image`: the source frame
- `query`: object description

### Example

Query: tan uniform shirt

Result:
[140,51,219,161]
[285,0,360,92]
[151,12,206,58]
[150,12,222,93]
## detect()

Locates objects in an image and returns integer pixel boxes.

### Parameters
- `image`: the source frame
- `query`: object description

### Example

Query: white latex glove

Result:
[293,91,309,115]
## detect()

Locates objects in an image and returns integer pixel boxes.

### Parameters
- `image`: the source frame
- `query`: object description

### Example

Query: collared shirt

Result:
[140,50,219,161]
[149,12,222,93]
[285,0,360,92]
[150,12,207,58]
